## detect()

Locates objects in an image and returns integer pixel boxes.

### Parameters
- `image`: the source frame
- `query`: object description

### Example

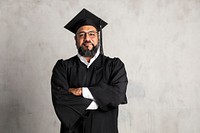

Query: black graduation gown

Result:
[51,54,128,133]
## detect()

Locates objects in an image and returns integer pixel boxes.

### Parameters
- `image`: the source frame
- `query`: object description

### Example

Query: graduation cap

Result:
[64,8,107,54]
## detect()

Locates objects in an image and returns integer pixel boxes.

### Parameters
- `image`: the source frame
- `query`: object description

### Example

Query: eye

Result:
[88,32,96,37]
[78,33,85,38]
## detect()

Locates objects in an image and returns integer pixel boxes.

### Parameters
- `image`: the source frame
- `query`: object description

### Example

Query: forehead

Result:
[76,25,97,33]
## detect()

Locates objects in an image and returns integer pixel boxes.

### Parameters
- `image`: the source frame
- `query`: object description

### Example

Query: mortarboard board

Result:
[64,8,107,33]
[64,8,107,54]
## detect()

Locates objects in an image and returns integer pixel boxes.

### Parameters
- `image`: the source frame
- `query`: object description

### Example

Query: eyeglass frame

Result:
[76,30,98,39]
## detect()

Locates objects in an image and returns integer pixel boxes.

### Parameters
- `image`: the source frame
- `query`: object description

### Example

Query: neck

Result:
[85,57,91,62]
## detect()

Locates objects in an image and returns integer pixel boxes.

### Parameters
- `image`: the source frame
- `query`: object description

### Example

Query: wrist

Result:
[80,87,82,96]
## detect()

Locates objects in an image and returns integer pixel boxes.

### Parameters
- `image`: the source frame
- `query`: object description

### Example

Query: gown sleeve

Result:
[51,59,92,129]
[88,58,128,111]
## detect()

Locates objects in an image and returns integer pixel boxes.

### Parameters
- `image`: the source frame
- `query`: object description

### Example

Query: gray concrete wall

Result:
[0,0,200,133]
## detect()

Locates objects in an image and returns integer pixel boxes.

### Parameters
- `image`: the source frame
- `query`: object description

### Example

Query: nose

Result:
[84,33,90,41]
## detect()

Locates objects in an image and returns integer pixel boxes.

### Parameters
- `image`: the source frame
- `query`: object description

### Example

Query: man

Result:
[51,8,128,133]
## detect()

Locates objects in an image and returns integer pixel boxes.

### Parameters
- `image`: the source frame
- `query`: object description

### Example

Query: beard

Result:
[77,42,99,57]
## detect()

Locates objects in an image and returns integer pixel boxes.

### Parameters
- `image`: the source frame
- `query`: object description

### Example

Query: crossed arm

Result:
[52,58,128,112]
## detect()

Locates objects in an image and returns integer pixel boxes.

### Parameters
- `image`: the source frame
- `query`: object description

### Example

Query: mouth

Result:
[83,42,93,46]
[82,42,95,49]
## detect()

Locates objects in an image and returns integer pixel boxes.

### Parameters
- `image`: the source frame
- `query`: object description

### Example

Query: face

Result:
[75,25,99,57]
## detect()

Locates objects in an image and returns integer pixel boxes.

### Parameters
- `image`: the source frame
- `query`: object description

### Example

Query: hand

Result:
[68,87,82,96]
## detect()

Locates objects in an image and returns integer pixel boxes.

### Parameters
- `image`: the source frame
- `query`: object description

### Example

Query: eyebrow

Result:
[77,30,97,33]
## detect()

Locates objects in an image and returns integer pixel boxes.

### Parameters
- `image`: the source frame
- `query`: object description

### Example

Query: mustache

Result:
[82,41,95,47]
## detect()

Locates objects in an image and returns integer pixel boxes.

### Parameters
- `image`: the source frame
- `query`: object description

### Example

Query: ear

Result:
[74,35,78,44]
[97,32,100,41]
[74,36,78,48]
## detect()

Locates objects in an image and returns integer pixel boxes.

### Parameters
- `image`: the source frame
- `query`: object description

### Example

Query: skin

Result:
[68,25,99,96]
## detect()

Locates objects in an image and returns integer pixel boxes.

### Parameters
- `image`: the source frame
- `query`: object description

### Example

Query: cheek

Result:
[92,38,99,45]
[76,39,83,46]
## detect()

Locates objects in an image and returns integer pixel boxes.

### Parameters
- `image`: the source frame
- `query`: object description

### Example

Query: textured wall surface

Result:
[0,0,200,133]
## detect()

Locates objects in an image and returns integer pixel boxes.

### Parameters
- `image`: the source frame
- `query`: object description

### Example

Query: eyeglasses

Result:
[76,31,98,39]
